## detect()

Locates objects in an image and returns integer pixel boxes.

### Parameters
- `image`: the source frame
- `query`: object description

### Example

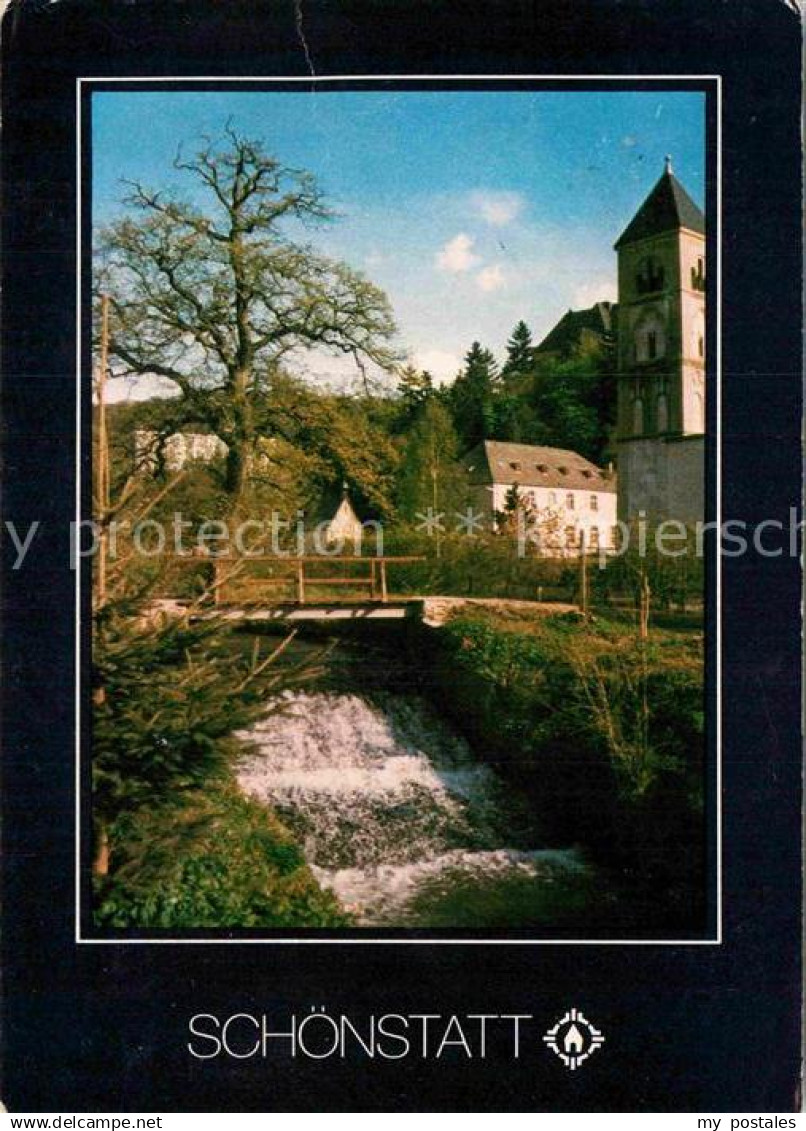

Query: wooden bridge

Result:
[183,554,428,621]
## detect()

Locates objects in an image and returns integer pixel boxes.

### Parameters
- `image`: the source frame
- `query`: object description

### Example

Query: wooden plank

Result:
[163,554,425,564]
[301,577,374,586]
[230,577,296,586]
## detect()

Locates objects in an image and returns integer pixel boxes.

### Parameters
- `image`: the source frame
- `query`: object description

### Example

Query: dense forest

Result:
[107,321,616,528]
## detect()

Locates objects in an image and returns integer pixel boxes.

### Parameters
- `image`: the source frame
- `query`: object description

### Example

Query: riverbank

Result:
[413,605,706,935]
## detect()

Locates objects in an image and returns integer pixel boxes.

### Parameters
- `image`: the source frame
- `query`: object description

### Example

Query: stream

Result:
[235,641,601,930]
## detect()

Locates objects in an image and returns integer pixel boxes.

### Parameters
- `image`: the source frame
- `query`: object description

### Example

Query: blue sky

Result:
[93,88,704,398]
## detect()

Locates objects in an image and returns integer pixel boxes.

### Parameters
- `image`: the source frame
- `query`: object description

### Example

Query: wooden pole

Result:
[379,558,388,603]
[639,567,650,640]
[97,293,110,606]
[296,560,306,605]
[579,529,589,619]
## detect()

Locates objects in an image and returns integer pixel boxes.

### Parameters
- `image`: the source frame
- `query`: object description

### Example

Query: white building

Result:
[134,429,228,472]
[463,440,617,554]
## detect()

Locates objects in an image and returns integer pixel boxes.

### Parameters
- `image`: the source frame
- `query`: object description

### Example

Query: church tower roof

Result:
[614,159,705,249]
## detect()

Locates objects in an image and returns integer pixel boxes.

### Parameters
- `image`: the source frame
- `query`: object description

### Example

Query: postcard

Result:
[1,0,801,1113]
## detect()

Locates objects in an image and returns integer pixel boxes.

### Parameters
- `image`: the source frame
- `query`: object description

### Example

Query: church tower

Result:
[615,158,706,522]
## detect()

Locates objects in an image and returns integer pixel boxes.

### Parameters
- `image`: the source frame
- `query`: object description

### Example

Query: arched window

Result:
[633,396,645,435]
[691,257,705,292]
[635,312,666,363]
[636,256,665,294]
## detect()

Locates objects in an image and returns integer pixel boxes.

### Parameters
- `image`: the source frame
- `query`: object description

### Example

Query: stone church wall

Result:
[618,435,704,525]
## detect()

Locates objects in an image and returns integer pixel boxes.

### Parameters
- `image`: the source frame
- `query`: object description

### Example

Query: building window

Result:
[590,494,598,512]
[657,391,669,432]
[698,335,704,358]
[565,526,577,549]
[635,314,665,363]
[566,492,575,510]
[636,256,665,294]
[548,491,557,505]
[589,526,600,549]
[691,258,706,292]
[633,396,644,435]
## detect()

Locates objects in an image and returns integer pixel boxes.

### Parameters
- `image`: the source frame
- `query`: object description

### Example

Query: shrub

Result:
[95,786,349,929]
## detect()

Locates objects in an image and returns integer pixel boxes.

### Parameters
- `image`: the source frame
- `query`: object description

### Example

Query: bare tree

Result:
[98,126,399,497]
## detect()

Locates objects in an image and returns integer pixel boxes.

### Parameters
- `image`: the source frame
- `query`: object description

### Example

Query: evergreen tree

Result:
[397,364,434,423]
[531,353,616,464]
[502,320,534,379]
[448,341,499,450]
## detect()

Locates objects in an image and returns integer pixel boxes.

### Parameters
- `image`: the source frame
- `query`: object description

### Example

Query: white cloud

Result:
[435,232,480,273]
[412,349,461,382]
[471,190,525,227]
[475,264,506,293]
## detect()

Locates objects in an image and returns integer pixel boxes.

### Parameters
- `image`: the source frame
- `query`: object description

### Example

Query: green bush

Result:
[95,786,349,929]
[424,612,705,903]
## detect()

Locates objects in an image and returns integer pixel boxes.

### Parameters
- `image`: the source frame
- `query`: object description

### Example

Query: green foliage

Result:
[447,341,500,450]
[529,353,617,464]
[99,127,399,496]
[93,611,291,828]
[502,319,534,381]
[379,530,575,600]
[438,328,616,463]
[429,612,704,900]
[396,364,435,423]
[395,398,469,520]
[596,521,705,611]
[95,785,349,929]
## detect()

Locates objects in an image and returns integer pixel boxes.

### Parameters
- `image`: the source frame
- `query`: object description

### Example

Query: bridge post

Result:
[379,558,388,603]
[212,559,220,606]
[296,560,306,605]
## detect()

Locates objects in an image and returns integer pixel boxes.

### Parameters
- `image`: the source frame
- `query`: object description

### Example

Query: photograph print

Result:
[87,84,712,941]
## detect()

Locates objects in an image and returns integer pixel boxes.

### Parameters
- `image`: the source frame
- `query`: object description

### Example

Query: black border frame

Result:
[2,0,801,1112]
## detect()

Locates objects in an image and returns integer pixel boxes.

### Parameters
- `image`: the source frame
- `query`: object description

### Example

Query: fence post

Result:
[296,560,306,605]
[379,558,388,603]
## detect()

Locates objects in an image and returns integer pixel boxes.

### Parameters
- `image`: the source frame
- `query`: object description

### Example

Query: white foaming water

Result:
[237,690,588,926]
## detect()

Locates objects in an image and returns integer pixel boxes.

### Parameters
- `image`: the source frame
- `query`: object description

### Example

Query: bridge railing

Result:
[203,555,425,606]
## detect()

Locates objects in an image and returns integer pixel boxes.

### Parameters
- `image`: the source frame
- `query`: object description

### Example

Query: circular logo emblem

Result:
[543,1008,605,1070]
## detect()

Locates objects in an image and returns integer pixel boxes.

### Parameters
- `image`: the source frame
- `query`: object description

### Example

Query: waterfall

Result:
[237,690,589,928]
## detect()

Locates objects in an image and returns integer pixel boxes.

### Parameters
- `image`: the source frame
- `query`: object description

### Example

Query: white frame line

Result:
[75,72,718,945]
